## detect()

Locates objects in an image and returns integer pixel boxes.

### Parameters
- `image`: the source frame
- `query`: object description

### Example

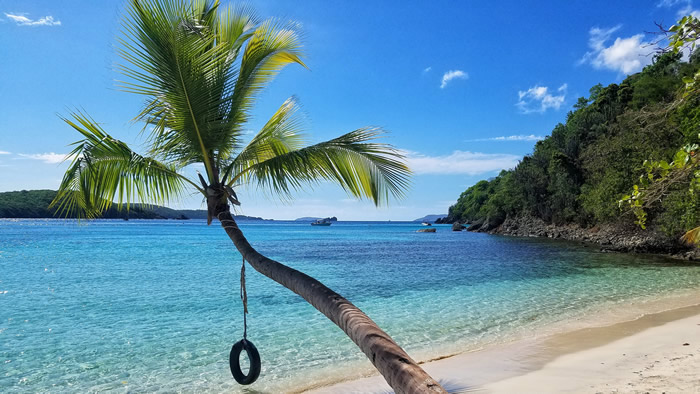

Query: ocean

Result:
[2,219,700,392]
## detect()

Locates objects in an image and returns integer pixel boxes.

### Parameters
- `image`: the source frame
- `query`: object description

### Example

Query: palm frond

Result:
[51,112,197,218]
[231,128,411,206]
[226,18,306,153]
[222,97,305,182]
[117,0,235,180]
[217,3,257,62]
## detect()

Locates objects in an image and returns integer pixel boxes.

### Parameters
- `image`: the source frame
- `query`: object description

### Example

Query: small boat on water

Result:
[311,218,332,226]
[421,222,432,226]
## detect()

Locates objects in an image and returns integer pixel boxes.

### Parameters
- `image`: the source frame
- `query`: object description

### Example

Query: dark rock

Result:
[417,228,436,233]
[474,214,694,259]
[466,219,483,232]
[452,222,466,231]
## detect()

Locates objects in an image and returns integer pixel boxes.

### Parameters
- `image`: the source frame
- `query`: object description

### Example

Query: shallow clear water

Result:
[1,219,700,392]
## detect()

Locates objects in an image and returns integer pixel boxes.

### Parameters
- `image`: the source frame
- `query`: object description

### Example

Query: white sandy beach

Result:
[308,303,700,393]
[484,309,700,393]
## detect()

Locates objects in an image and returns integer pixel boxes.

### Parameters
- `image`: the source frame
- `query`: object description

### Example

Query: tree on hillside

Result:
[620,14,700,245]
[51,1,444,392]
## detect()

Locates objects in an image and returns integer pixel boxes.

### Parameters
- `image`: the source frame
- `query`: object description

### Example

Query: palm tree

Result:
[51,1,445,393]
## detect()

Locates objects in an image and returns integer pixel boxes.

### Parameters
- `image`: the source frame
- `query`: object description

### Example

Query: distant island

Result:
[413,214,447,223]
[295,216,338,222]
[0,190,272,221]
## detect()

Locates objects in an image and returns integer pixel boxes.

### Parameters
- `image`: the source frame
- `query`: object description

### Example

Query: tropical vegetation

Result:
[445,17,700,246]
[0,189,154,218]
[620,15,700,245]
[50,0,443,392]
[0,189,271,219]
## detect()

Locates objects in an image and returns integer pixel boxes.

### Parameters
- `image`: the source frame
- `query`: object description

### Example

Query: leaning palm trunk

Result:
[216,208,445,393]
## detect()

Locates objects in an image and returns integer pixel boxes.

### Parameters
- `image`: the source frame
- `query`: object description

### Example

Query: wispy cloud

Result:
[440,70,468,88]
[18,153,68,164]
[404,150,519,175]
[657,0,700,18]
[579,25,654,74]
[423,66,432,73]
[678,4,700,17]
[0,150,10,155]
[657,0,689,8]
[517,84,567,114]
[468,134,545,142]
[4,12,61,26]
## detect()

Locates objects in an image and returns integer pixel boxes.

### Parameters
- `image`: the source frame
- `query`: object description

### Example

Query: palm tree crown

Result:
[53,0,410,218]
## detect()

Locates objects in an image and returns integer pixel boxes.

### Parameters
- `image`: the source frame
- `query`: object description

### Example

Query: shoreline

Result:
[305,291,700,393]
[464,215,700,261]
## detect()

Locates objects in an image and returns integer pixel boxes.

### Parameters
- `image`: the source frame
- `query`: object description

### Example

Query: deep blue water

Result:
[1,219,700,392]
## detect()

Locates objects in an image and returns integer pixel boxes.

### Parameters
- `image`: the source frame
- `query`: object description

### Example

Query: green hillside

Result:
[0,190,268,220]
[444,52,700,238]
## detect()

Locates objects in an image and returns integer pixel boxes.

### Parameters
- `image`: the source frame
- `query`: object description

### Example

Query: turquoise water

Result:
[2,219,700,392]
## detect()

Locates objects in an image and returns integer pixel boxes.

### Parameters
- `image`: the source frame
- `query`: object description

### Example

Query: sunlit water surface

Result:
[2,219,700,392]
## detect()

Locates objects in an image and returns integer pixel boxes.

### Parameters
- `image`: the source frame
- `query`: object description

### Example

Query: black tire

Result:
[229,339,261,385]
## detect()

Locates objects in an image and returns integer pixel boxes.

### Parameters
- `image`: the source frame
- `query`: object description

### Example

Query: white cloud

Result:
[4,13,61,26]
[469,134,545,142]
[656,0,700,17]
[440,70,468,88]
[657,0,689,8]
[586,25,622,53]
[404,150,519,175]
[516,84,567,114]
[423,66,432,73]
[18,152,68,164]
[0,150,10,155]
[580,25,654,74]
[678,4,700,18]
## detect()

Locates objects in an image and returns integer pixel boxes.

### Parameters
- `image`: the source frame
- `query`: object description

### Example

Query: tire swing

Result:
[230,257,261,385]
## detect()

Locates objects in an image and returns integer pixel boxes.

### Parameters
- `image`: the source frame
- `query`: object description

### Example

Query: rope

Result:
[216,212,249,341]
[240,256,248,340]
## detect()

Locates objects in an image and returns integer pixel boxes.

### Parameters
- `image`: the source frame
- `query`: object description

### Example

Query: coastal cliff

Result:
[466,215,700,259]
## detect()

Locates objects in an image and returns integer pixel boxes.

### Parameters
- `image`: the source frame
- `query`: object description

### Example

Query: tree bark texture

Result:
[216,209,446,394]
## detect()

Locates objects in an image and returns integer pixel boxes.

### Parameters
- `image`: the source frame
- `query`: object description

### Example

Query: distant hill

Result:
[413,214,447,223]
[0,190,271,221]
[145,205,269,221]
[295,216,338,222]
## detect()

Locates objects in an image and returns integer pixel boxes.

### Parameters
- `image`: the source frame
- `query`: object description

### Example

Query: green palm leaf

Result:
[118,0,234,178]
[222,96,305,184]
[231,128,411,206]
[116,0,305,184]
[226,18,306,156]
[51,112,196,218]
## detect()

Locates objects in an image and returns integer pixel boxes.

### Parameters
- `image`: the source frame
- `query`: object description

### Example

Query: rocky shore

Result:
[461,215,700,261]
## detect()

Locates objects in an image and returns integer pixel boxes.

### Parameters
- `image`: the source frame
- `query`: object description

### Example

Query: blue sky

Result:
[0,0,698,220]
